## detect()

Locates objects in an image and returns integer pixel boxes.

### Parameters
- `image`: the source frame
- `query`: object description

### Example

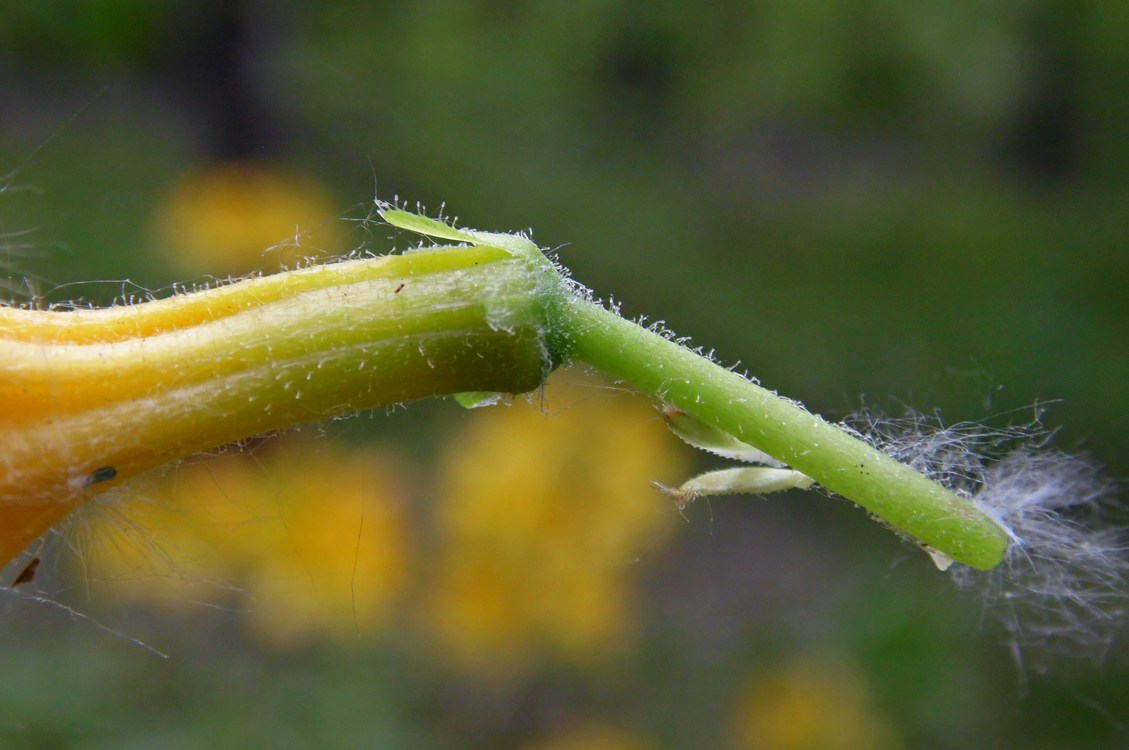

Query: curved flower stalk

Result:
[1,204,1012,573]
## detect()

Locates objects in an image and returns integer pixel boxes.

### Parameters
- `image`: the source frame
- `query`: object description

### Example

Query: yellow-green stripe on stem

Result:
[0,245,551,566]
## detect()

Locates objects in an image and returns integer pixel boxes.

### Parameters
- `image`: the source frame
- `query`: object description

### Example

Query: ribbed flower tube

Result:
[0,245,551,566]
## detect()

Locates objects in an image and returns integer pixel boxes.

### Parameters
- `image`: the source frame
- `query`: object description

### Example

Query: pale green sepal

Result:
[662,405,784,466]
[380,209,480,245]
[461,230,540,257]
[454,391,504,409]
[379,208,540,259]
[657,466,815,509]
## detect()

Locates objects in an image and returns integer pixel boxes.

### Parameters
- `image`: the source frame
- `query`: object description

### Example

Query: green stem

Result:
[379,206,1009,570]
[554,296,1009,570]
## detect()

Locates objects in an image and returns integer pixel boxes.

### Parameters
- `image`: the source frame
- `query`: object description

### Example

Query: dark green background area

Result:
[2,2,1127,748]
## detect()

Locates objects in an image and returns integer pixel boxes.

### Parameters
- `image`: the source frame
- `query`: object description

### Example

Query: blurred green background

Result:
[1,1,1127,748]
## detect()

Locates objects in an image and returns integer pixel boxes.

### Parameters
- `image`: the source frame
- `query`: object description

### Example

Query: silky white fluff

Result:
[846,408,1127,659]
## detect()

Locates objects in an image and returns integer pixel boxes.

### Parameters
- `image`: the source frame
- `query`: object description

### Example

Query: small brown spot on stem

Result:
[11,557,39,586]
[86,466,117,486]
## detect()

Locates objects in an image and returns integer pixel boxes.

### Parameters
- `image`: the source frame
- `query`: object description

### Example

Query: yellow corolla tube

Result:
[0,244,553,567]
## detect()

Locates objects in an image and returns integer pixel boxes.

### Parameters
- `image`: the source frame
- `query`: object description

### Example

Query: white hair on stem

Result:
[845,405,1128,660]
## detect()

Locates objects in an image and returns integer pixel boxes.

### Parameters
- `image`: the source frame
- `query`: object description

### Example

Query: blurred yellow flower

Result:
[522,722,657,750]
[151,162,344,275]
[83,435,411,645]
[421,371,687,675]
[732,656,903,750]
